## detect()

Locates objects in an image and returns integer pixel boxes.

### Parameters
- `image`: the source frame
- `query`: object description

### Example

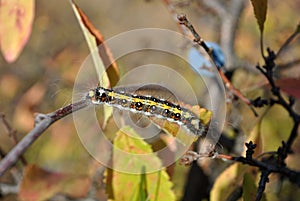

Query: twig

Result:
[217,153,300,187]
[180,144,300,187]
[276,23,300,58]
[0,113,27,165]
[0,99,89,177]
[256,170,270,201]
[177,14,266,116]
[257,47,300,159]
[161,0,192,38]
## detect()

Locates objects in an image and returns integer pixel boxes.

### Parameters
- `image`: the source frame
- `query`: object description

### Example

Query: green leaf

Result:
[250,0,268,33]
[261,105,292,152]
[105,127,175,201]
[0,0,35,63]
[138,166,148,201]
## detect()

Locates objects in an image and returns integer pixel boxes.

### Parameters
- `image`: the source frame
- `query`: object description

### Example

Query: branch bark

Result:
[0,99,89,177]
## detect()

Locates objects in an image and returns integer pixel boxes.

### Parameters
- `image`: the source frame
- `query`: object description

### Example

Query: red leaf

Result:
[19,165,91,201]
[276,78,300,99]
[0,0,35,63]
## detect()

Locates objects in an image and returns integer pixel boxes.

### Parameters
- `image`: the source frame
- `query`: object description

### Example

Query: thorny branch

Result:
[0,99,89,177]
[178,14,300,201]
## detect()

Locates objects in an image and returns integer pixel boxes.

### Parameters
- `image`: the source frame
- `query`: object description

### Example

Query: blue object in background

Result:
[188,42,225,77]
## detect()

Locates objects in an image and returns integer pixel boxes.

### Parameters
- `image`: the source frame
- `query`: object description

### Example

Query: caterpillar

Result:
[86,86,209,136]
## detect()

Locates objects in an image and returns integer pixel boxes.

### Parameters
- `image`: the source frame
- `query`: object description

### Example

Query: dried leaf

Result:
[0,0,35,63]
[250,0,268,33]
[19,165,91,201]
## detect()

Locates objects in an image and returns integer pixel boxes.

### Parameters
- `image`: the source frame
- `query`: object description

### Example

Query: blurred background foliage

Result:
[1,0,300,200]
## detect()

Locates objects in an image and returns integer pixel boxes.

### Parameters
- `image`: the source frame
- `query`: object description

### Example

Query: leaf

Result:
[275,78,300,99]
[0,0,35,63]
[70,0,119,87]
[210,163,248,201]
[105,127,175,201]
[138,166,148,201]
[244,123,263,157]
[250,0,268,33]
[19,165,91,201]
[71,1,120,128]
[242,173,259,201]
[261,105,292,152]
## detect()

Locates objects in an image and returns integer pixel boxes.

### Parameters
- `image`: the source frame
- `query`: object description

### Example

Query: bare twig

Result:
[256,170,270,201]
[180,143,300,187]
[177,14,265,116]
[161,0,192,38]
[276,23,300,58]
[0,113,27,165]
[257,47,300,159]
[0,99,89,177]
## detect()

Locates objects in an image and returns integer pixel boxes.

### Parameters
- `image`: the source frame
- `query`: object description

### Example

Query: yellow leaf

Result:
[210,163,248,201]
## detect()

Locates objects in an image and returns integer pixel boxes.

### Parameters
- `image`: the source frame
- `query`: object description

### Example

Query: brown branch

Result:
[0,113,27,165]
[276,22,300,58]
[177,14,262,116]
[161,0,192,38]
[0,99,89,177]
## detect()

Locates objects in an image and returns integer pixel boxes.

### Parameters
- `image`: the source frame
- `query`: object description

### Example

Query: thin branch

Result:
[260,32,265,59]
[180,147,300,187]
[256,170,270,201]
[0,99,89,177]
[217,154,300,186]
[257,48,300,159]
[277,58,300,70]
[276,22,300,58]
[161,0,193,39]
[0,113,27,165]
[177,14,265,116]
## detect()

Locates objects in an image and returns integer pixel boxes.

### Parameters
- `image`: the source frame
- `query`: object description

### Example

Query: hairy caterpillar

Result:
[86,86,209,136]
